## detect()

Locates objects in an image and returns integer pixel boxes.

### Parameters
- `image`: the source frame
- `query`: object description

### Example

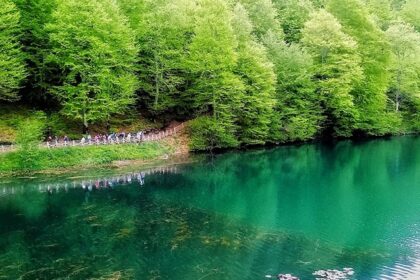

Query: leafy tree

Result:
[273,0,314,43]
[189,116,238,151]
[231,3,254,44]
[364,0,393,30]
[302,10,363,136]
[390,0,405,10]
[239,0,284,41]
[263,31,322,141]
[15,111,46,172]
[0,0,26,101]
[12,0,57,104]
[15,111,45,148]
[401,0,420,32]
[310,0,327,8]
[187,0,243,149]
[386,23,420,119]
[328,0,395,135]
[232,3,277,144]
[46,0,138,132]
[119,0,197,117]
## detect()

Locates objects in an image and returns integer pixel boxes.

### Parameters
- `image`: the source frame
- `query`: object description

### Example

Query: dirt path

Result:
[0,122,188,154]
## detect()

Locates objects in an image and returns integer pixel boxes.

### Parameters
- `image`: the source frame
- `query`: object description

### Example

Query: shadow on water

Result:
[0,136,419,279]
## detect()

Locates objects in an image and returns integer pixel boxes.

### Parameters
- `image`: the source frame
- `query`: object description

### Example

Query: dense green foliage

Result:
[302,9,362,137]
[46,0,138,132]
[0,0,26,101]
[1,0,419,150]
[14,112,45,171]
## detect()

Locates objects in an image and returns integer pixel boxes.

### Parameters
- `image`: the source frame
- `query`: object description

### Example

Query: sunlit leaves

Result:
[0,0,26,101]
[46,0,138,130]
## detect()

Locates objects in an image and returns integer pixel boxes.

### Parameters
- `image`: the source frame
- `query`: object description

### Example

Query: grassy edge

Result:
[0,141,179,177]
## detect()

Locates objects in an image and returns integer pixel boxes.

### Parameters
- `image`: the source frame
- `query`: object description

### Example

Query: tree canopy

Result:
[0,0,26,101]
[1,0,419,149]
[46,0,138,131]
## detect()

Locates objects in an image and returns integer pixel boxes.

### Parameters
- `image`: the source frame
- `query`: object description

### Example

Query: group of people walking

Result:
[46,131,146,147]
[79,131,145,145]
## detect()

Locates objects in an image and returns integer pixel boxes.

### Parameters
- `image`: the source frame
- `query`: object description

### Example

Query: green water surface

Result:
[0,136,419,279]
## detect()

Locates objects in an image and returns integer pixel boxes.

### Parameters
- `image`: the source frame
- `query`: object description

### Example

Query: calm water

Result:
[0,136,419,280]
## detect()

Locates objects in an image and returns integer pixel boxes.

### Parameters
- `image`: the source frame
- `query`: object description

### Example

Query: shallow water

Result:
[0,136,419,279]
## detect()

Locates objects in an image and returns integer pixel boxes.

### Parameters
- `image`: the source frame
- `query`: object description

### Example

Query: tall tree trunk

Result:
[395,68,402,112]
[83,110,88,134]
[154,54,160,109]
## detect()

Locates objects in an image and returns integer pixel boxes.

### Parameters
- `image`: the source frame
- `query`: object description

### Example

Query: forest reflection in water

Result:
[0,136,419,279]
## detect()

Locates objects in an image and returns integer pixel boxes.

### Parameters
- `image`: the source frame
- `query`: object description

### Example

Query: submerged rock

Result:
[265,267,354,280]
[278,274,299,280]
[313,268,354,279]
[264,273,299,280]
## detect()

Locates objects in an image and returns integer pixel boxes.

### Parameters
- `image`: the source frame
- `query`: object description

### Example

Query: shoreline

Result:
[0,134,190,178]
[0,152,194,181]
[0,133,418,180]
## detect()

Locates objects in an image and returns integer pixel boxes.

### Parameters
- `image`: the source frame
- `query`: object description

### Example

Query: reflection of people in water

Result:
[141,172,145,185]
[137,172,145,186]
[1,166,180,195]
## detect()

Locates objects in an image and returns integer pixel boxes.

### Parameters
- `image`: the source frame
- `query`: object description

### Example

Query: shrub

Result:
[15,112,46,172]
[188,116,239,151]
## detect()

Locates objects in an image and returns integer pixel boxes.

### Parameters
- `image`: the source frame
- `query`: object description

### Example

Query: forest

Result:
[1,0,420,151]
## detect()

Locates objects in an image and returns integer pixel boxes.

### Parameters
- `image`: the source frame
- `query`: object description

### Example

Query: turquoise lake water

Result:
[0,136,419,279]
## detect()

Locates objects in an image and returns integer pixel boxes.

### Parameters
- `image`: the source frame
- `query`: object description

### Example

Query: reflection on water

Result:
[0,166,179,196]
[0,136,419,280]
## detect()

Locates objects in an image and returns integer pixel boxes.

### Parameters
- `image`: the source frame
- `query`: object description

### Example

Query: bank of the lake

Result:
[0,142,178,177]
[1,131,418,177]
